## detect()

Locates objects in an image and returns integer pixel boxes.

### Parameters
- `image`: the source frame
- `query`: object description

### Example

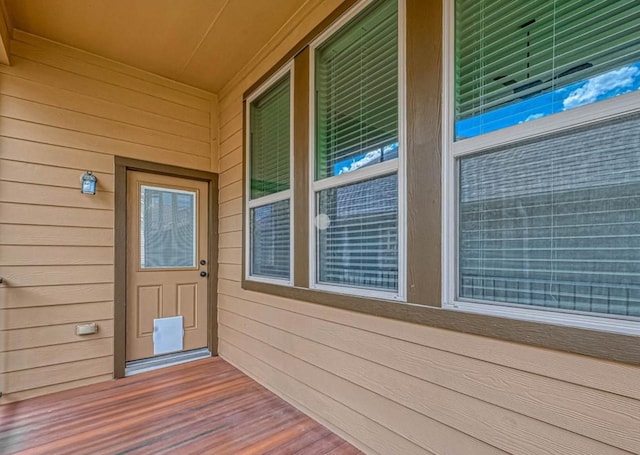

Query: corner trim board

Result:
[0,0,12,65]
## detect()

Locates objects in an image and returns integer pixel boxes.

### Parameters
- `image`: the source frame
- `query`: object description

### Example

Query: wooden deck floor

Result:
[0,357,361,454]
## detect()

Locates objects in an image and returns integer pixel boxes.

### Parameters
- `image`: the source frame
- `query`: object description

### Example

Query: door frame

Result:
[114,157,218,378]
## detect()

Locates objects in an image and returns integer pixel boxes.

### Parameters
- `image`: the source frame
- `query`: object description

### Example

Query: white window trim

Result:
[441,0,640,336]
[308,0,407,301]
[312,160,398,193]
[245,62,295,286]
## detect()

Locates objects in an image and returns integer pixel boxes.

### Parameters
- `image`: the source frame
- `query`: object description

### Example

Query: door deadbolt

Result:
[200,259,207,265]
[200,271,208,277]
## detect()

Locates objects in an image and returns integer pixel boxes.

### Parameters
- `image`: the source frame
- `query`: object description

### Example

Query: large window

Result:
[311,0,403,298]
[245,67,293,283]
[240,0,640,361]
[448,0,640,331]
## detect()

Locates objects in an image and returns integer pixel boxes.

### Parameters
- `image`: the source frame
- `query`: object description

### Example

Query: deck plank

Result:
[0,357,361,454]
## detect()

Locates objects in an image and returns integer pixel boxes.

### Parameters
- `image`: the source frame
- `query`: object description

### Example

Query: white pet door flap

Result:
[152,316,184,355]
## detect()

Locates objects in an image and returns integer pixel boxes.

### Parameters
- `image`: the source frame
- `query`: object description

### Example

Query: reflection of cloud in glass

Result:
[333,142,399,176]
[456,63,640,140]
[337,149,381,175]
[563,66,640,110]
[520,113,544,123]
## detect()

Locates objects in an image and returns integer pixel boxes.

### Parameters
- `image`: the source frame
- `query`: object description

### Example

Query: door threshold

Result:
[125,348,211,376]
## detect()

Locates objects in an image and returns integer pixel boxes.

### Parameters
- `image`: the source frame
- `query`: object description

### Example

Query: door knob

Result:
[200,271,208,277]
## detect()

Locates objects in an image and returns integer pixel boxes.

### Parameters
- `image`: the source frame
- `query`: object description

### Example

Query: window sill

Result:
[241,279,640,366]
[450,299,640,338]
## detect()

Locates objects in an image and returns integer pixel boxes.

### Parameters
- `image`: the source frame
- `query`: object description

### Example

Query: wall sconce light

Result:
[81,171,97,195]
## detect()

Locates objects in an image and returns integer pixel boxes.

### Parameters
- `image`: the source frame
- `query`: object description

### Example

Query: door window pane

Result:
[140,186,196,268]
[458,114,640,317]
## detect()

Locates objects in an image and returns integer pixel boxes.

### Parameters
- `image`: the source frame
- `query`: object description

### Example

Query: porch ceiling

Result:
[4,0,309,93]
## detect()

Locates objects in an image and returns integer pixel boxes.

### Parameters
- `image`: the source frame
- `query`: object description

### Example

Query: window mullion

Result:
[248,190,291,209]
[312,159,398,193]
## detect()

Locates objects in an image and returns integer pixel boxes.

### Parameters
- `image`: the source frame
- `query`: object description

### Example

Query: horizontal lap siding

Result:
[0,32,216,402]
[215,0,640,453]
[217,280,640,454]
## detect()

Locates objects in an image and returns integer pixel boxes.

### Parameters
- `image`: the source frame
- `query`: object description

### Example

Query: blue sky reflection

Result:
[456,63,640,140]
[333,142,399,177]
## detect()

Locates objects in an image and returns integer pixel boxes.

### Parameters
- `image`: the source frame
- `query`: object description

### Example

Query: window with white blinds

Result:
[250,200,291,280]
[250,75,291,198]
[455,0,640,139]
[317,174,398,291]
[315,0,399,180]
[451,0,640,324]
[312,0,401,296]
[459,114,640,317]
[247,70,292,282]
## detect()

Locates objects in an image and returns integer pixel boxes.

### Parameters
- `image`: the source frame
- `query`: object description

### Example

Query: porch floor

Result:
[0,357,361,454]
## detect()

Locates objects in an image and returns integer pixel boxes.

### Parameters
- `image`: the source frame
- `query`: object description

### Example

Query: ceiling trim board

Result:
[218,0,342,100]
[5,0,314,95]
[177,0,231,79]
[11,30,216,102]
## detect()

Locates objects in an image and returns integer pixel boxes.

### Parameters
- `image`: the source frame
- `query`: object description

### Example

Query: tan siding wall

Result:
[215,2,640,454]
[0,31,217,402]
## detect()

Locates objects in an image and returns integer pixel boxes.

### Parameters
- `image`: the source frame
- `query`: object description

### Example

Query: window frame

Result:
[307,0,407,301]
[244,62,295,286]
[239,0,640,366]
[442,0,640,337]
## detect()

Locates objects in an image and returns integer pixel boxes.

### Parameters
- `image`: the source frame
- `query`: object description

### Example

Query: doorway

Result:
[114,158,218,378]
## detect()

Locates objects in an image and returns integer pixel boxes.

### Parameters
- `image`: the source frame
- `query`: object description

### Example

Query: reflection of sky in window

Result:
[177,194,193,209]
[332,142,399,177]
[456,63,640,140]
[254,204,272,222]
